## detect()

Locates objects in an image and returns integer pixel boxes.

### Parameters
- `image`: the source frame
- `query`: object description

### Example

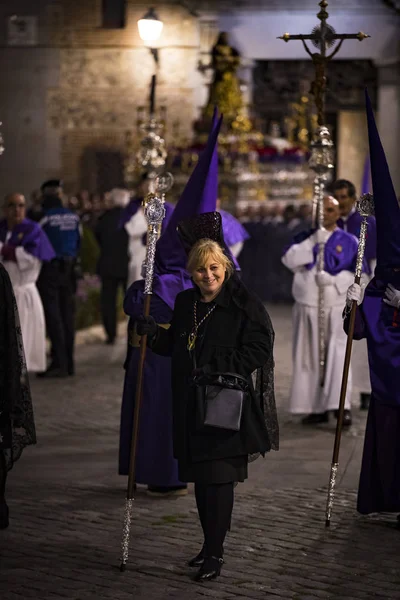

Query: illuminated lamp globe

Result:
[138,8,163,43]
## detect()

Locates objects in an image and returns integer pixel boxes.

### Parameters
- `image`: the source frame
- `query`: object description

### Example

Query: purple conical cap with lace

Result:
[365,88,400,268]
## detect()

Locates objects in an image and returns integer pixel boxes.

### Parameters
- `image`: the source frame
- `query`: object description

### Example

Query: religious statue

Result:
[203,32,244,127]
[301,39,343,126]
[285,88,318,150]
[279,0,369,127]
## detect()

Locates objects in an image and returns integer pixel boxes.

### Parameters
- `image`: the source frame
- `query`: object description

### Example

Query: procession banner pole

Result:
[119,188,167,571]
[325,193,375,527]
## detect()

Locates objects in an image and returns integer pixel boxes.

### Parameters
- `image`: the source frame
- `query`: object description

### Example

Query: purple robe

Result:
[285,228,361,275]
[337,210,376,274]
[0,218,55,261]
[345,278,400,513]
[119,283,183,486]
[118,110,222,486]
[219,209,249,247]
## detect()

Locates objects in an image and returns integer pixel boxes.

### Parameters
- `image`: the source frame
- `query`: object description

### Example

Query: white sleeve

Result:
[125,210,148,238]
[15,246,41,272]
[334,270,355,295]
[230,241,244,258]
[281,237,315,272]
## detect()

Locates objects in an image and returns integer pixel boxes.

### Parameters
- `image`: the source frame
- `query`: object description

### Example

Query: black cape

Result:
[0,264,36,470]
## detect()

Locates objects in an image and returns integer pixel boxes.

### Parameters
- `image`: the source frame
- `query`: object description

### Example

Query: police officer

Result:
[37,180,81,378]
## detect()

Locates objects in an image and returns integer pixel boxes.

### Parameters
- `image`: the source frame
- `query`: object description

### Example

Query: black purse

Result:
[193,372,248,432]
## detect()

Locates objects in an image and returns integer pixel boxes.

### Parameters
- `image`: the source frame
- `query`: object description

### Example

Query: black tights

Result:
[194,482,234,558]
[0,451,7,500]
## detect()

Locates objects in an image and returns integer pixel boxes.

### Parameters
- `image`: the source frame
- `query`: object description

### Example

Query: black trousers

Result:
[194,482,234,558]
[37,260,76,374]
[100,276,126,342]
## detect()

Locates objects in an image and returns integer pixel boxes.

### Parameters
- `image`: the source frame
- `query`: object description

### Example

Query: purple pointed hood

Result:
[365,89,400,269]
[155,109,222,274]
[147,108,222,308]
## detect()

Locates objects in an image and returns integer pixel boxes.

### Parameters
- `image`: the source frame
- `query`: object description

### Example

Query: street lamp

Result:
[137,7,163,115]
[138,7,163,61]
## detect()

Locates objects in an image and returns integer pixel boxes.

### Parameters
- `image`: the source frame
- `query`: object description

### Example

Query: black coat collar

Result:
[192,279,231,308]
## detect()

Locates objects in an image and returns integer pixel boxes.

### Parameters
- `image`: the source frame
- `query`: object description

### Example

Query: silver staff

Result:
[119,174,172,571]
[325,193,375,527]
[309,126,334,386]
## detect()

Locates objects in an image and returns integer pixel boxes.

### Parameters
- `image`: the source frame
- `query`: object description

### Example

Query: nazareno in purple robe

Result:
[0,218,55,262]
[119,285,183,485]
[343,90,400,515]
[118,109,223,486]
[337,210,376,275]
[344,279,400,514]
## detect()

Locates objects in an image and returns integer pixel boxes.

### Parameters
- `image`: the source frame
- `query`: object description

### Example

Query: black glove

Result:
[136,315,158,337]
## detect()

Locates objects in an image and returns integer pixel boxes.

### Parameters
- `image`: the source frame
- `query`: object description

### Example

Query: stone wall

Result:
[0,0,397,198]
[0,0,208,197]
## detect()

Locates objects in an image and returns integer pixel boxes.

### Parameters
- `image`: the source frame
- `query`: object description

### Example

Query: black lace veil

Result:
[0,264,36,470]
[177,212,279,453]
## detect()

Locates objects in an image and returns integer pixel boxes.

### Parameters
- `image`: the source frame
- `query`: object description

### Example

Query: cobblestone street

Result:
[1,305,400,600]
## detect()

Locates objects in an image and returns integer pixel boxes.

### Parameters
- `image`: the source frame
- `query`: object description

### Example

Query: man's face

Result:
[333,187,355,217]
[5,193,26,226]
[323,195,340,229]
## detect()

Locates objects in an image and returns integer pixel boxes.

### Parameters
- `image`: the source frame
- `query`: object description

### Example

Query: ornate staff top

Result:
[278,1,370,126]
[143,172,174,295]
[356,192,375,218]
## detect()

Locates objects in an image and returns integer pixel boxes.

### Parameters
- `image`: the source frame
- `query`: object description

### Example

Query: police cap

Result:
[40,179,63,192]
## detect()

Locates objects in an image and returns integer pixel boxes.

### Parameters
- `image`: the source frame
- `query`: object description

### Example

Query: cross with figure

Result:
[279,0,370,126]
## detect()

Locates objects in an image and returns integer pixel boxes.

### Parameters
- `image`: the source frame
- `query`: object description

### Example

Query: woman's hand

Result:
[136,315,158,337]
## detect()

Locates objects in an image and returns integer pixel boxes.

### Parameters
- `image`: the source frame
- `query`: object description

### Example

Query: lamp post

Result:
[138,7,163,114]
[134,7,167,193]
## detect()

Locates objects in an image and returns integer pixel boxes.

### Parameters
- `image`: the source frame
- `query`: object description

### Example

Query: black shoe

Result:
[38,367,68,379]
[333,409,352,427]
[301,412,329,425]
[194,556,223,582]
[343,410,352,427]
[188,546,206,568]
[0,499,9,529]
[360,393,371,411]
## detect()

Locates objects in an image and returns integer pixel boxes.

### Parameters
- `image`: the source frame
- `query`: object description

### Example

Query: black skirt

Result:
[178,455,248,484]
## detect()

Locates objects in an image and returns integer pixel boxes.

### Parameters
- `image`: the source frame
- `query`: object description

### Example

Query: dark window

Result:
[102,0,126,29]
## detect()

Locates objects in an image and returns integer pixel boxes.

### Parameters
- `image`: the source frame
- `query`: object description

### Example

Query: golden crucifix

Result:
[279,0,370,126]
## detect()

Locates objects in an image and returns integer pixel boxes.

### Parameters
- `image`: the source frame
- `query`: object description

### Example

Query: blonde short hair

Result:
[187,238,234,278]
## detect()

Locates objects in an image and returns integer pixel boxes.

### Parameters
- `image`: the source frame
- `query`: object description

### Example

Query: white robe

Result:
[125,209,148,288]
[0,240,46,372]
[282,233,354,414]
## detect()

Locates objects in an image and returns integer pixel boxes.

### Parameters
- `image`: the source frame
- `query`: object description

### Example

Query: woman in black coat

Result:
[137,212,278,581]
